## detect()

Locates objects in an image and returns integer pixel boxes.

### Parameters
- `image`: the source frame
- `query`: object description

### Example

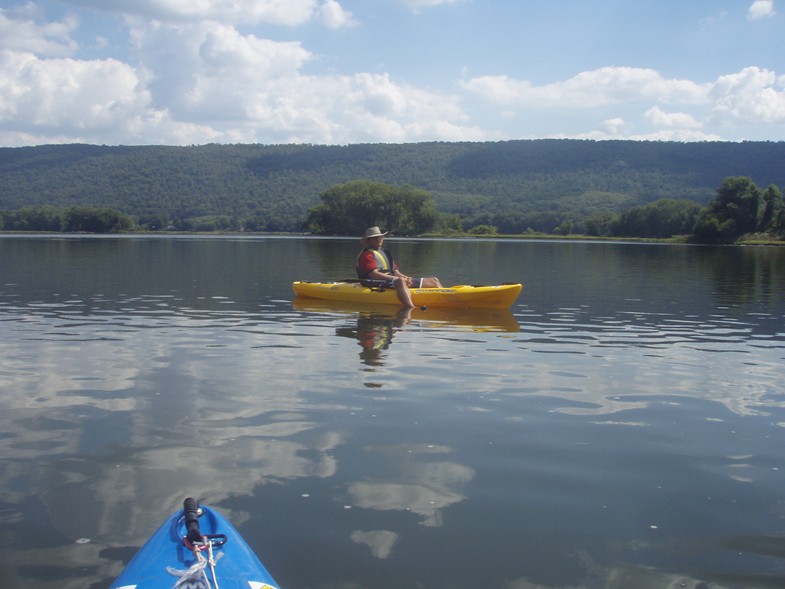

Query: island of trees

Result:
[1,140,783,243]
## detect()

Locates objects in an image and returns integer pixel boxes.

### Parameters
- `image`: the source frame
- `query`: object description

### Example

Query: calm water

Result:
[1,235,784,589]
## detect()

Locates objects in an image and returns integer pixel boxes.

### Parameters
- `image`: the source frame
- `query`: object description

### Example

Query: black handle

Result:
[183,497,202,543]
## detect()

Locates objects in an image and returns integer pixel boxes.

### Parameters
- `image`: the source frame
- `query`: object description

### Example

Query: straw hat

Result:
[361,226,387,245]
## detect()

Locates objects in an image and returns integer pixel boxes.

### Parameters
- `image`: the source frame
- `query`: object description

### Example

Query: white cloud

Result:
[0,51,144,125]
[711,66,785,123]
[566,127,722,143]
[123,19,479,143]
[0,5,79,56]
[241,71,484,144]
[318,0,357,28]
[747,0,776,20]
[198,25,311,80]
[125,21,312,120]
[463,65,785,140]
[0,47,224,144]
[644,106,702,129]
[1,1,781,146]
[463,67,710,108]
[599,118,626,136]
[0,13,485,146]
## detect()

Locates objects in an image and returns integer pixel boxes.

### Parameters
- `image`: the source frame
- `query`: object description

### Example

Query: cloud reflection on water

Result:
[350,529,399,559]
[2,237,785,589]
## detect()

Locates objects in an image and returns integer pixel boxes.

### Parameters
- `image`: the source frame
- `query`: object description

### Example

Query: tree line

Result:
[302,178,784,242]
[1,205,134,233]
[4,177,780,243]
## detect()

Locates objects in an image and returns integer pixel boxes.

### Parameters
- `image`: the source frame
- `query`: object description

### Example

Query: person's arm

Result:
[366,268,391,280]
[390,267,413,286]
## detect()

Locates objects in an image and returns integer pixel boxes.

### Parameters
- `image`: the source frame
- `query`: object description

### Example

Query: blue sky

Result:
[0,0,782,146]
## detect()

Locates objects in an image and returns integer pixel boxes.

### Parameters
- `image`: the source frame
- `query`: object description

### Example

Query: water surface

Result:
[1,235,784,589]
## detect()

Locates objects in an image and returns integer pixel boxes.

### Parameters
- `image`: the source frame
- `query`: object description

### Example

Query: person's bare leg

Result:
[394,278,416,308]
[421,277,443,288]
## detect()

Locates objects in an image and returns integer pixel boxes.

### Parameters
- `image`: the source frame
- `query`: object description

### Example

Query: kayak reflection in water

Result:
[356,226,443,308]
[336,308,413,365]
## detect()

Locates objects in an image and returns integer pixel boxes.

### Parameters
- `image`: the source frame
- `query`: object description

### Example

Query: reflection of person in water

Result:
[335,308,412,365]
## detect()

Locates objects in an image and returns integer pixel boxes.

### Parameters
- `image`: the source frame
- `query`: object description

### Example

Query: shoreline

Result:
[1,230,783,246]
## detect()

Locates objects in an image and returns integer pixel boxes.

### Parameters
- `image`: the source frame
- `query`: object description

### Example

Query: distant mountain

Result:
[1,140,784,232]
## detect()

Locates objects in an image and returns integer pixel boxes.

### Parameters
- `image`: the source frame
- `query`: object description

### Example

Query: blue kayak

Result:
[110,498,281,589]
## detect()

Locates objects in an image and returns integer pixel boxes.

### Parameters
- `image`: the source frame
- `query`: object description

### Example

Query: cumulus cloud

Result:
[0,8,484,146]
[0,45,225,144]
[125,18,480,143]
[243,71,484,144]
[747,0,776,20]
[0,4,79,56]
[0,2,781,145]
[464,65,785,140]
[318,0,358,28]
[644,106,702,129]
[711,66,785,123]
[598,118,626,136]
[0,51,144,126]
[463,67,710,108]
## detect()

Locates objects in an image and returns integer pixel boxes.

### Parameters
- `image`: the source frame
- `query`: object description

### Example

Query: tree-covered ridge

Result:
[1,140,784,234]
[2,177,783,243]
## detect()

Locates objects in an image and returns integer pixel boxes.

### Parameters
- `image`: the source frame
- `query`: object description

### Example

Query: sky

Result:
[0,0,783,147]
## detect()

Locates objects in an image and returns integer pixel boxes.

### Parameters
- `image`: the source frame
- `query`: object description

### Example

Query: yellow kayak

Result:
[292,281,522,309]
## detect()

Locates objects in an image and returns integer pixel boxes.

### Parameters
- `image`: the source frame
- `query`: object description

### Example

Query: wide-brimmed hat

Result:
[362,226,387,239]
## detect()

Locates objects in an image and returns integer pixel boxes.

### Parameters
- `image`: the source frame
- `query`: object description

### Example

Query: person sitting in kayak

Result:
[356,226,443,308]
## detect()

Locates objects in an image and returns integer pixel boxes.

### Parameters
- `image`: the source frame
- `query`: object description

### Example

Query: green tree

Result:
[553,220,574,235]
[65,206,135,233]
[468,224,498,235]
[137,213,169,231]
[717,177,761,232]
[612,198,701,238]
[437,213,463,234]
[692,212,736,242]
[305,180,439,235]
[2,205,65,231]
[585,212,619,237]
[759,185,784,232]
[692,177,767,242]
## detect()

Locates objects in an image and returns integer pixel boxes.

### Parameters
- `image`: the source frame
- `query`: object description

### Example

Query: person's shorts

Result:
[392,277,424,288]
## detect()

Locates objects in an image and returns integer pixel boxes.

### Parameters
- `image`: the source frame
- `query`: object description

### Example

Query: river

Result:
[0,234,784,589]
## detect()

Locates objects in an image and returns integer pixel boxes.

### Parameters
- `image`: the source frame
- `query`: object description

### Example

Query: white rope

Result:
[207,539,220,589]
[167,540,224,589]
[167,557,210,589]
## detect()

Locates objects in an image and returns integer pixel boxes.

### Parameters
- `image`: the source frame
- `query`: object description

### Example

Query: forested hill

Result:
[1,140,784,232]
